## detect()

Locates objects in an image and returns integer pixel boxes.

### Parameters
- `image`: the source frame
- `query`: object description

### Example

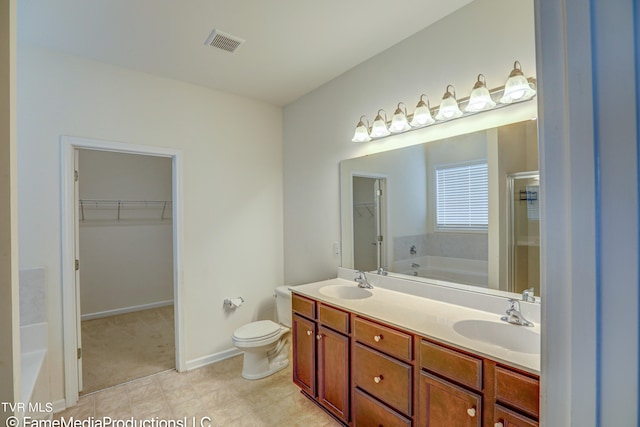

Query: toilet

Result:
[231,286,292,380]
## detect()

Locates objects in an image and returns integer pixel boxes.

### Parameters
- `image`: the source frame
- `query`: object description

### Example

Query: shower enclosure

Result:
[507,172,540,296]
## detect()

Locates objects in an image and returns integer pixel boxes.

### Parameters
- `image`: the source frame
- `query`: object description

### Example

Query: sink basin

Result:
[319,285,373,300]
[453,319,540,354]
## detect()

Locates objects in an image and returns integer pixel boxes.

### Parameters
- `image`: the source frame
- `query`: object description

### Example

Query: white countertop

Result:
[290,278,540,375]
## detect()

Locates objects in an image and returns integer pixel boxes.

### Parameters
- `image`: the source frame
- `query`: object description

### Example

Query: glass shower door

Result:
[508,172,540,296]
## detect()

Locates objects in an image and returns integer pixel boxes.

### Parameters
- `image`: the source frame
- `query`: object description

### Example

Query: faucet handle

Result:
[522,287,536,302]
[506,298,520,312]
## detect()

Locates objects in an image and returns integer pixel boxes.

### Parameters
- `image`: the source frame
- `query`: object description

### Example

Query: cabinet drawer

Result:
[353,343,412,416]
[495,366,540,419]
[494,404,539,427]
[420,339,483,390]
[319,304,349,334]
[292,293,315,319]
[353,388,411,427]
[354,317,412,362]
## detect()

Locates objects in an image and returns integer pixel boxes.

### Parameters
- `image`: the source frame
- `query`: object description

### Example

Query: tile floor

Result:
[56,354,341,427]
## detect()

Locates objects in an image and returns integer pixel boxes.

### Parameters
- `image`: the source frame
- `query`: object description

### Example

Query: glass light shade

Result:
[500,61,536,103]
[410,95,435,127]
[370,111,390,138]
[465,75,496,112]
[390,104,411,133]
[352,122,371,142]
[435,86,462,121]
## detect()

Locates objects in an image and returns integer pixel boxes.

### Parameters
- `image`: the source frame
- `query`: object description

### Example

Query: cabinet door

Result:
[292,313,316,396]
[317,325,349,422]
[494,404,538,427]
[417,372,481,427]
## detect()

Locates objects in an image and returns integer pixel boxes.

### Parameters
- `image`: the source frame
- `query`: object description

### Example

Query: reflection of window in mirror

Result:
[435,161,488,231]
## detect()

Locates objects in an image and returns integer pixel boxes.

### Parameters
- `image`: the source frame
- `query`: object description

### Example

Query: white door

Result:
[74,149,83,392]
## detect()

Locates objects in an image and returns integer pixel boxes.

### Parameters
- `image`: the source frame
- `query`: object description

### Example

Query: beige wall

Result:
[17,46,284,405]
[0,0,19,420]
[78,150,173,317]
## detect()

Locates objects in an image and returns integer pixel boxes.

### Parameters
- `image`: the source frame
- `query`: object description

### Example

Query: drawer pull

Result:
[374,334,383,342]
[373,375,384,384]
[467,407,476,417]
[316,334,322,340]
[494,423,504,427]
[306,330,312,336]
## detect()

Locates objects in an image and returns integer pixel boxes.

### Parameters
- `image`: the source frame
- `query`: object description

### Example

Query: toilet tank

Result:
[275,286,292,327]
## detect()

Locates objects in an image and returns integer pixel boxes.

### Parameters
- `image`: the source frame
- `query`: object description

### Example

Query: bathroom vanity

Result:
[291,276,540,427]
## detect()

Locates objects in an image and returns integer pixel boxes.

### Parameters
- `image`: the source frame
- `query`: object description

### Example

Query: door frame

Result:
[348,172,388,272]
[60,135,185,407]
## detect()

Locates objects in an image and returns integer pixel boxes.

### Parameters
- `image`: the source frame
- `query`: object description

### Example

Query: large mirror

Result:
[340,119,539,296]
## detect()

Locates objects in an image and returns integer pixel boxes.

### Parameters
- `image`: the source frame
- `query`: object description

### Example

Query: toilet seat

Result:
[232,320,283,343]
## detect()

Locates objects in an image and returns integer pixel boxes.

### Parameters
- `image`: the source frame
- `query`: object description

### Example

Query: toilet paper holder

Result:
[224,297,245,309]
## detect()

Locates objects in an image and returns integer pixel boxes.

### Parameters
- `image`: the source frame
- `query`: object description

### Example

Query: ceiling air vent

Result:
[204,29,245,53]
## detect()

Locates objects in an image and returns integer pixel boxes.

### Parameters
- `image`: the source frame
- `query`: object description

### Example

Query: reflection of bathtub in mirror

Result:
[394,255,488,287]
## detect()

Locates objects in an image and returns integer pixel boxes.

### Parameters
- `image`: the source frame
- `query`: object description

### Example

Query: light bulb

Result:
[500,61,536,104]
[435,85,462,121]
[410,95,434,127]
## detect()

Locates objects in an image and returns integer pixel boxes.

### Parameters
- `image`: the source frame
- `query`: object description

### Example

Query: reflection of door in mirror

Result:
[508,172,540,295]
[352,176,385,272]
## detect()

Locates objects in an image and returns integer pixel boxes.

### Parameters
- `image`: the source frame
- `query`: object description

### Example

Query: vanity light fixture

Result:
[370,109,391,138]
[435,85,463,121]
[465,74,496,112]
[351,115,371,142]
[390,103,412,133]
[351,60,536,142]
[500,61,537,103]
[409,95,435,127]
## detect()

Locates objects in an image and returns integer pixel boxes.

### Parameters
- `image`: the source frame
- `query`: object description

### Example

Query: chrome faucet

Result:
[376,266,388,276]
[355,271,373,289]
[501,299,534,327]
[522,287,536,302]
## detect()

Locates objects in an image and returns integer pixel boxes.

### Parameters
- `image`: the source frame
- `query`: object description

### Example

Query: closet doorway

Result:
[61,137,185,406]
[78,149,174,394]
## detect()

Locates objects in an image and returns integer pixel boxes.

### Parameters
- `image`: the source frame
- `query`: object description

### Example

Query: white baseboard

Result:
[51,398,67,414]
[185,348,242,372]
[81,300,174,321]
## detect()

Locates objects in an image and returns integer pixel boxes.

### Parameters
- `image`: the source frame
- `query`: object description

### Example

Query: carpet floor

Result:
[81,305,175,394]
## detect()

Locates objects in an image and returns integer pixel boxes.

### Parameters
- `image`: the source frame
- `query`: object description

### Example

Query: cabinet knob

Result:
[306,330,312,336]
[494,423,504,427]
[316,334,322,340]
[373,375,384,384]
[374,334,383,342]
[467,407,476,417]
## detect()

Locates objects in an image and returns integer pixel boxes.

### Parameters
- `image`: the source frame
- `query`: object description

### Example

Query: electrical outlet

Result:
[333,242,341,256]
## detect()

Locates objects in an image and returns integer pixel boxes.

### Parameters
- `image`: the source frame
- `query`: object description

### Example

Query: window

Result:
[436,161,488,230]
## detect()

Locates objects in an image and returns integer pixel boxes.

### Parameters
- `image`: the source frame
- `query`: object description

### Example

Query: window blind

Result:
[436,162,488,230]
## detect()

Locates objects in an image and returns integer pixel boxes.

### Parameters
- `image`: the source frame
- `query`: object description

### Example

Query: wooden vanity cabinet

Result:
[291,293,350,424]
[292,312,316,395]
[492,365,540,426]
[417,339,483,426]
[418,371,482,426]
[292,292,540,427]
[352,316,415,426]
[418,338,539,427]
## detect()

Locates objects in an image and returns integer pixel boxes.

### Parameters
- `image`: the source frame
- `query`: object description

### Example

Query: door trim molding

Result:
[60,135,185,407]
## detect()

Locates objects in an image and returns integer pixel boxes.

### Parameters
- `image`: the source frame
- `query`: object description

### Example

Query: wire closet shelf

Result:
[79,199,172,222]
